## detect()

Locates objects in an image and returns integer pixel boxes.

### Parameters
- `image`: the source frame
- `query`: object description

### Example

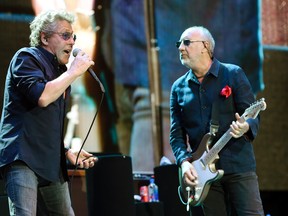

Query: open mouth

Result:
[64,50,71,55]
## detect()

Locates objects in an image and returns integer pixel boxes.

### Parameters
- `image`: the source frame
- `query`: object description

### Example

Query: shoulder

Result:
[221,61,242,72]
[10,47,48,76]
[172,70,190,89]
[217,61,247,81]
[21,47,42,56]
[12,47,41,60]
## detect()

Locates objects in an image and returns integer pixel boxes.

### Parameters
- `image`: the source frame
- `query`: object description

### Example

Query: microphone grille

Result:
[72,48,81,57]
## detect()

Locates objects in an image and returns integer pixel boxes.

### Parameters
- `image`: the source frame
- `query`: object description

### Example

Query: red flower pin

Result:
[220,85,232,98]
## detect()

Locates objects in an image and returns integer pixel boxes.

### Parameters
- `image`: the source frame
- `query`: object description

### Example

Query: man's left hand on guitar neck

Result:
[230,113,249,138]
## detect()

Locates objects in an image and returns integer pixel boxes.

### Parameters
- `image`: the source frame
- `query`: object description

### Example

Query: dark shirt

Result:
[0,46,70,182]
[170,58,259,174]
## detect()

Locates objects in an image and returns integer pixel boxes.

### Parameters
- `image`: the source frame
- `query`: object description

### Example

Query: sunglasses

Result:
[53,32,77,41]
[176,40,204,48]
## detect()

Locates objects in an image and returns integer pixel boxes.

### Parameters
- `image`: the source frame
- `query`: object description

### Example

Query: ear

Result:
[203,41,210,49]
[40,32,48,45]
[203,41,213,58]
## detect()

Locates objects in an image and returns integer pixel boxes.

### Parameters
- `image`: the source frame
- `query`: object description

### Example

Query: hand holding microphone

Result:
[72,48,105,93]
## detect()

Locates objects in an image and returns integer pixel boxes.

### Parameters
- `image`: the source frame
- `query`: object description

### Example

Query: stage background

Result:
[0,1,287,215]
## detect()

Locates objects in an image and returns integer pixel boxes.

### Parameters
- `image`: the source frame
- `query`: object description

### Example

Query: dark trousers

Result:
[202,172,264,216]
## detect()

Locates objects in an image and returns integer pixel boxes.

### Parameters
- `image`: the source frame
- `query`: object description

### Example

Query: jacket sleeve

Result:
[169,83,192,166]
[232,66,260,141]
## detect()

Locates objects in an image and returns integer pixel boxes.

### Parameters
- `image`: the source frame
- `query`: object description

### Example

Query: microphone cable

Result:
[68,88,105,202]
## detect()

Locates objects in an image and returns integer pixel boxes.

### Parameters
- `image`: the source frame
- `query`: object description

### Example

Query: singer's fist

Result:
[69,48,94,76]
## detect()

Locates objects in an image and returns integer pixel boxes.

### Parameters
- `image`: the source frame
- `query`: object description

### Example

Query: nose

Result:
[178,41,185,50]
[70,36,76,45]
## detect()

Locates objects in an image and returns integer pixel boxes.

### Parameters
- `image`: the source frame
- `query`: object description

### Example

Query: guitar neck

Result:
[202,129,233,165]
[199,98,266,167]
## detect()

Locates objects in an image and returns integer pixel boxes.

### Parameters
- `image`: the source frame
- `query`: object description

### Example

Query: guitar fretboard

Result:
[202,129,233,165]
[200,98,266,167]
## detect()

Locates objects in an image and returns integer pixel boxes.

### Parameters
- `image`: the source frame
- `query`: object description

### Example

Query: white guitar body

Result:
[180,133,224,207]
[190,145,224,205]
[179,98,267,208]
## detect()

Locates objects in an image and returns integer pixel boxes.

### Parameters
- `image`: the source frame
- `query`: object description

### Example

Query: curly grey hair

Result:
[29,10,75,47]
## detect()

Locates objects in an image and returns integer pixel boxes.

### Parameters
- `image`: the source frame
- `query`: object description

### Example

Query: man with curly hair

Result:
[0,10,97,215]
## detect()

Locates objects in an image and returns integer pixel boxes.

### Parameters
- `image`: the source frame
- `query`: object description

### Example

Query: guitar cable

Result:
[178,185,194,213]
[186,186,191,212]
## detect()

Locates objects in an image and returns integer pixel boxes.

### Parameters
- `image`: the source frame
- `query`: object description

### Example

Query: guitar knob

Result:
[194,187,201,200]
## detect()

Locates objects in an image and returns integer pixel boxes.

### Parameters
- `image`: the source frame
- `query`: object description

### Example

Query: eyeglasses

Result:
[53,32,77,41]
[176,40,204,48]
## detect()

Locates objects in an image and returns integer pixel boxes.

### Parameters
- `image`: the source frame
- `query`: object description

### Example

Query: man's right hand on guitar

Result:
[181,161,198,186]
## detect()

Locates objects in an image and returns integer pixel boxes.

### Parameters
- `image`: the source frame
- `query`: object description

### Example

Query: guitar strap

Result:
[210,102,220,136]
[210,64,233,137]
[210,63,228,136]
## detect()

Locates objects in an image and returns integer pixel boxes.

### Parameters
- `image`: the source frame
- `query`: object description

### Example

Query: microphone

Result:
[72,48,105,93]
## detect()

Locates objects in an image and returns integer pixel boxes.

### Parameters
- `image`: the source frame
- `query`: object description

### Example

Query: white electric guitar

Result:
[179,98,267,209]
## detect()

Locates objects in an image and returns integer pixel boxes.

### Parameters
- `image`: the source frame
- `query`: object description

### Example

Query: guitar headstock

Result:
[242,98,267,120]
